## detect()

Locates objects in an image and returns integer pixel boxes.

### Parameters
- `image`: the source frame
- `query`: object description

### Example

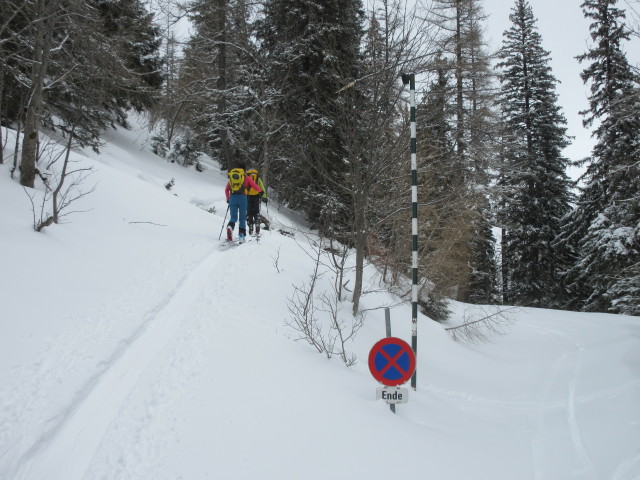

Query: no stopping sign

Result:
[368,337,416,387]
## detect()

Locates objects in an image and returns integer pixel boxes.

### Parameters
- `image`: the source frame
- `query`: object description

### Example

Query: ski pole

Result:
[218,204,229,240]
[264,195,270,232]
[262,193,270,232]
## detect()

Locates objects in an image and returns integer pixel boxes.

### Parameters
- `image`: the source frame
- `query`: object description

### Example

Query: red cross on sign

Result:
[368,337,416,387]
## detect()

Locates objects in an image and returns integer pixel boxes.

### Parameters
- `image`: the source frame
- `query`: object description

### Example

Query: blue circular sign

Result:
[368,337,416,386]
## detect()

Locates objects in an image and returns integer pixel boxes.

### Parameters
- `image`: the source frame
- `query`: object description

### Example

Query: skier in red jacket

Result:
[225,166,262,243]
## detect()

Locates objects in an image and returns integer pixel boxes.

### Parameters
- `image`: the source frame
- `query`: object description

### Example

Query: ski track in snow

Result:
[423,377,640,413]
[84,276,219,479]
[9,246,226,480]
[566,343,598,479]
[611,451,640,480]
[422,318,636,480]
[526,324,599,480]
[85,238,266,478]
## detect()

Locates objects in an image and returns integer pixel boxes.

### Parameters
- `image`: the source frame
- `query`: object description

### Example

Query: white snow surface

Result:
[1,116,640,480]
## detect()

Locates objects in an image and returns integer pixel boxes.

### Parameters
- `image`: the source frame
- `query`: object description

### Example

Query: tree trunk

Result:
[501,227,509,304]
[352,158,366,314]
[455,0,465,161]
[215,0,232,169]
[0,54,4,165]
[260,100,270,185]
[20,0,55,187]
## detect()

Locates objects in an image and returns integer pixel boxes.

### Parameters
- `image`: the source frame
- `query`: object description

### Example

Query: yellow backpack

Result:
[228,168,245,193]
[245,168,261,196]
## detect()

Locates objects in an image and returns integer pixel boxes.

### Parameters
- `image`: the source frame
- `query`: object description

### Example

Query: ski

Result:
[219,238,252,249]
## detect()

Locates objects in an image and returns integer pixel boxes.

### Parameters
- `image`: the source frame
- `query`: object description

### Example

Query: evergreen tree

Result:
[564,0,640,315]
[467,206,498,304]
[177,0,261,168]
[3,0,163,186]
[53,0,163,139]
[257,0,364,234]
[96,0,164,110]
[495,0,574,308]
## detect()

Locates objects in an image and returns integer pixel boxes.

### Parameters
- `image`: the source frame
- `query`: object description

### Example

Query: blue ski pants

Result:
[228,194,248,231]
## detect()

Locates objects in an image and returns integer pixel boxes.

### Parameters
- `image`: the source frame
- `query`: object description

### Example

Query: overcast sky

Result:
[481,0,640,178]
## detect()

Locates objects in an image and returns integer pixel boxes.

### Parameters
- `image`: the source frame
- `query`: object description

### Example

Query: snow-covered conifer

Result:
[495,0,574,308]
[563,0,640,315]
[256,0,365,233]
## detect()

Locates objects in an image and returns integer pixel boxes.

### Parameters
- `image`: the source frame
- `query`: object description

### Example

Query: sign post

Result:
[384,307,394,413]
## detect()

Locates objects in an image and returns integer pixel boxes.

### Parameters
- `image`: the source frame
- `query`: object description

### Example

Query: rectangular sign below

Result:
[376,386,409,404]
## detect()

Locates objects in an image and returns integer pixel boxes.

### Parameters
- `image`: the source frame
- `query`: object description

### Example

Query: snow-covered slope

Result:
[1,117,639,480]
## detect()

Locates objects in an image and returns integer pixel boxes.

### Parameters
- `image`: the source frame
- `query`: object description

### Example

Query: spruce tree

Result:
[564,0,640,315]
[495,0,574,308]
[7,0,163,186]
[256,0,364,234]
[177,0,261,168]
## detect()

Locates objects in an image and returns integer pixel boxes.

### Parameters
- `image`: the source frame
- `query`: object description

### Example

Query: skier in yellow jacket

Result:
[245,168,268,235]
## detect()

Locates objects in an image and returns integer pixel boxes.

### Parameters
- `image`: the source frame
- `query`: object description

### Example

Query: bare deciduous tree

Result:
[285,236,363,366]
[445,306,517,344]
[25,125,95,232]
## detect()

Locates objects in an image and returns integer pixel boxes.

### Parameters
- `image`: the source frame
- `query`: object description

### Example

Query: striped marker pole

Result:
[402,72,418,390]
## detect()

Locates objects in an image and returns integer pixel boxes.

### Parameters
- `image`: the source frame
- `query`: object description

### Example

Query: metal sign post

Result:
[401,72,418,390]
[385,308,395,413]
